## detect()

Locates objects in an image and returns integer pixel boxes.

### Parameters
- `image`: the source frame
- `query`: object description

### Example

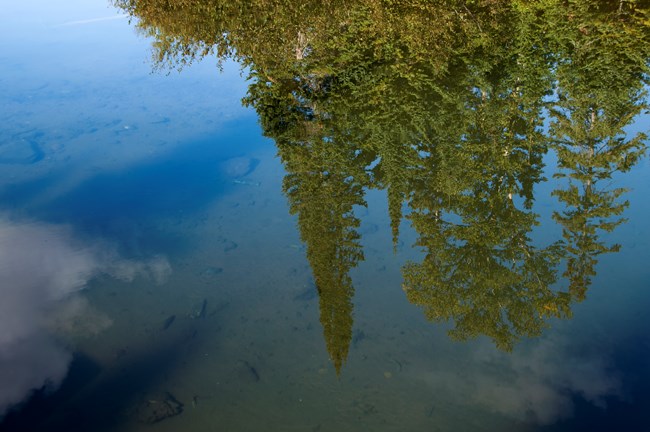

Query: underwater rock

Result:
[162,315,176,330]
[190,299,208,319]
[352,330,366,348]
[231,179,261,187]
[0,139,44,165]
[293,284,318,302]
[135,391,184,424]
[223,240,238,252]
[236,359,260,383]
[200,266,223,278]
[360,223,379,235]
[220,156,259,178]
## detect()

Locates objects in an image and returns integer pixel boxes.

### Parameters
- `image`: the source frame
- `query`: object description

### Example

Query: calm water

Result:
[1,1,649,431]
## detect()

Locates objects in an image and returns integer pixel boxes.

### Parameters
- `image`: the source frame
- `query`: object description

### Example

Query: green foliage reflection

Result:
[114,0,649,367]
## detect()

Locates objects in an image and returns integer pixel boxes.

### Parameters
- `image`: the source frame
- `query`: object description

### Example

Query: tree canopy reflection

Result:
[113,0,650,369]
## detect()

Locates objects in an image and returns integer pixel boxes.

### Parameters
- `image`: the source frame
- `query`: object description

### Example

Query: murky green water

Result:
[1,1,649,431]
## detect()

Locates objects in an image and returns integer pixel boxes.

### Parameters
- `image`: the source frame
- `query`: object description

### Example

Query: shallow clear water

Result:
[1,2,649,431]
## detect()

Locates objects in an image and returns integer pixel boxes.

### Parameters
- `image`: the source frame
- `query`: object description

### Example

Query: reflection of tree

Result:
[547,1,649,301]
[400,37,570,350]
[402,1,649,348]
[114,0,649,360]
[113,0,348,74]
[248,75,371,374]
[403,213,570,351]
[282,138,367,374]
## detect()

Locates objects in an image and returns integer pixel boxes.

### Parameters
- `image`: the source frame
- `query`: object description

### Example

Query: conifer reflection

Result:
[114,0,649,365]
[246,72,373,373]
[548,1,649,301]
[401,39,566,351]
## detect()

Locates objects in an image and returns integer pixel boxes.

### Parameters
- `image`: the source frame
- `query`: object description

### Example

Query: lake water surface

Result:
[1,1,649,431]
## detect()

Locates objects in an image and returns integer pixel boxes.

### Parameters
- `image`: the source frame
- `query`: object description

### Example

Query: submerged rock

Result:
[190,299,208,319]
[0,139,44,165]
[236,359,261,383]
[135,391,184,424]
[200,266,223,278]
[162,315,176,330]
[293,284,318,302]
[220,156,259,178]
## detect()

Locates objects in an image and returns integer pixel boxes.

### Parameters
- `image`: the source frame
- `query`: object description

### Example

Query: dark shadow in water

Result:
[0,353,103,432]
[546,396,650,432]
[0,324,210,432]
[0,119,265,257]
[542,337,650,432]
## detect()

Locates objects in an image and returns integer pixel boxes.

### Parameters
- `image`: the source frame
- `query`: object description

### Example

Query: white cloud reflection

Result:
[425,334,623,425]
[0,218,170,416]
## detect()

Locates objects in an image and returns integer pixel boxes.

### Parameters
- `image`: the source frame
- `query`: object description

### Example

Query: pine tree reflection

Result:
[114,0,649,368]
